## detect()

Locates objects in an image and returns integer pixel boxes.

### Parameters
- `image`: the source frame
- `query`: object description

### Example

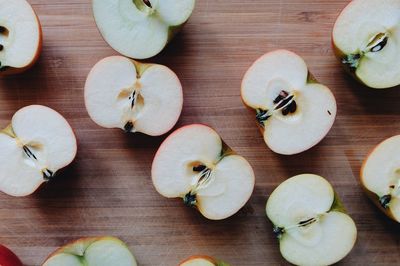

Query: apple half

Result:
[180,255,229,266]
[42,236,137,266]
[92,0,196,59]
[152,124,255,220]
[241,50,337,155]
[84,56,183,136]
[266,174,357,266]
[361,135,400,222]
[332,0,400,89]
[0,0,42,75]
[0,244,23,266]
[0,105,77,197]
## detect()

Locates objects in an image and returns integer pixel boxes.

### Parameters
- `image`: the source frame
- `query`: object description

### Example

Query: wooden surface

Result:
[0,0,400,265]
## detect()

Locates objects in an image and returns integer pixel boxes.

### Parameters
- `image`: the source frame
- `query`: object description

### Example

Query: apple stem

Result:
[379,194,391,209]
[124,121,135,133]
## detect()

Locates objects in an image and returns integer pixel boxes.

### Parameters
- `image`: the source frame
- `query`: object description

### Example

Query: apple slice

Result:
[84,56,183,136]
[0,105,77,197]
[266,174,357,266]
[42,236,137,266]
[180,255,229,266]
[0,244,23,266]
[361,135,400,222]
[0,0,42,75]
[332,0,400,89]
[152,124,255,220]
[92,0,196,59]
[241,50,337,155]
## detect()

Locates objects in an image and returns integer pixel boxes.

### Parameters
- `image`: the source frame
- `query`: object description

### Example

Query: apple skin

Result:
[0,13,43,76]
[179,255,229,266]
[0,244,23,266]
[360,141,399,222]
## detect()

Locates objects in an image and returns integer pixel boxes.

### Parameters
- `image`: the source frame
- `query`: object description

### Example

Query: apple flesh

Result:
[266,174,357,266]
[84,56,183,136]
[92,0,196,59]
[332,0,400,89]
[241,50,337,155]
[361,135,400,222]
[0,105,77,197]
[0,244,23,266]
[42,236,137,266]
[0,0,42,75]
[152,124,255,220]
[180,255,229,266]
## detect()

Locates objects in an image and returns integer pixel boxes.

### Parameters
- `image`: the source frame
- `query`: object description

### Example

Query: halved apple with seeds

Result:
[180,255,229,266]
[0,105,77,197]
[92,0,196,59]
[333,0,400,89]
[152,124,255,220]
[42,236,137,266]
[241,50,337,155]
[266,174,357,266]
[361,135,400,222]
[0,0,42,75]
[84,56,183,136]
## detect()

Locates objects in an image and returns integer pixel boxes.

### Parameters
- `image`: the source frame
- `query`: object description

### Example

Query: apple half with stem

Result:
[42,236,137,266]
[0,244,23,266]
[0,0,42,75]
[266,174,357,266]
[92,0,196,59]
[0,105,77,197]
[241,50,337,155]
[180,255,229,266]
[332,0,400,89]
[361,135,400,222]
[152,124,255,220]
[85,56,183,136]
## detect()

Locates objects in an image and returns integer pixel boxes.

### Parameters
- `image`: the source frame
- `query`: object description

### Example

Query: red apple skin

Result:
[0,244,23,266]
[179,255,229,266]
[0,12,43,76]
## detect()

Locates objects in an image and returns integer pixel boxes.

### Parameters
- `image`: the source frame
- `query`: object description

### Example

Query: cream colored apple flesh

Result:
[266,174,357,266]
[0,105,77,197]
[241,50,337,155]
[85,56,183,136]
[152,124,255,220]
[361,135,400,222]
[92,0,196,59]
[0,0,42,74]
[180,256,229,266]
[42,237,137,266]
[333,0,400,89]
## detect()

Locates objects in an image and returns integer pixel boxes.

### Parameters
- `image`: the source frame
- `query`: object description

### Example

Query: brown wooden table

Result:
[0,0,399,265]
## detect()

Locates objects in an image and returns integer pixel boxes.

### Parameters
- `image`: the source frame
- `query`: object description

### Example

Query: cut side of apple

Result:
[241,50,337,155]
[152,124,255,220]
[84,56,183,136]
[332,0,400,89]
[266,174,357,266]
[180,255,229,266]
[0,105,77,197]
[361,135,400,222]
[42,236,137,266]
[92,0,196,59]
[0,0,42,75]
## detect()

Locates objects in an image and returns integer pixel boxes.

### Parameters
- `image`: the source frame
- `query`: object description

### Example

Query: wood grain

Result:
[1,0,400,265]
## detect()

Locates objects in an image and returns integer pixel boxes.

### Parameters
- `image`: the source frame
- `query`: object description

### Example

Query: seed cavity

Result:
[23,145,54,181]
[183,165,214,207]
[23,145,38,160]
[379,194,392,209]
[367,33,388,53]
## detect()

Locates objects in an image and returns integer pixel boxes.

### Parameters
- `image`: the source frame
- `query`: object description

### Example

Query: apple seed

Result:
[23,145,38,160]
[143,0,152,8]
[367,33,388,53]
[0,45,3,51]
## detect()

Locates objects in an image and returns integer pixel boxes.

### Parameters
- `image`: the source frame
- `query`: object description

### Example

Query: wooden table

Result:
[0,0,399,265]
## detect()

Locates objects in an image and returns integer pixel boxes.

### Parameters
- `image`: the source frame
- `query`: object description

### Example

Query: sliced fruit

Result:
[180,255,229,266]
[0,105,77,197]
[266,174,357,266]
[0,0,42,75]
[332,0,400,89]
[361,135,400,222]
[152,124,255,220]
[0,244,23,266]
[42,236,137,266]
[84,56,183,136]
[241,50,337,155]
[92,0,196,59]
